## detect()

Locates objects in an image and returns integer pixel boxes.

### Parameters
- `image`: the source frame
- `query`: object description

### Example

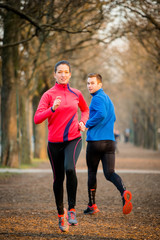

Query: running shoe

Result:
[68,208,78,226]
[58,208,69,232]
[122,190,133,214]
[84,204,100,214]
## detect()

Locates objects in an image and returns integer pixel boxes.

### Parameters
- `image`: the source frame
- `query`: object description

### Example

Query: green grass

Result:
[0,158,48,179]
[0,172,19,179]
[0,158,47,169]
[20,158,47,169]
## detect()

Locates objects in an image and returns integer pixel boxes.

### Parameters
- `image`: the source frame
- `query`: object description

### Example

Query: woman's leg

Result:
[64,137,82,210]
[47,142,65,215]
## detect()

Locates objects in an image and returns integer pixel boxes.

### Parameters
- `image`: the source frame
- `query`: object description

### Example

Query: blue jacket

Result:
[86,88,116,141]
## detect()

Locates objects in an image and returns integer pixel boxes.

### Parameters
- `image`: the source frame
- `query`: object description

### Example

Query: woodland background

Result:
[0,0,160,167]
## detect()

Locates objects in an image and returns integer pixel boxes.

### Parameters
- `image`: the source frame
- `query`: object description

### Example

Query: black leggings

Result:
[47,137,82,215]
[86,140,125,205]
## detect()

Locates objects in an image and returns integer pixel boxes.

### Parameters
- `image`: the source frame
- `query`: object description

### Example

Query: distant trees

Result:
[96,0,160,149]
[110,38,160,150]
[126,40,160,150]
[120,0,160,149]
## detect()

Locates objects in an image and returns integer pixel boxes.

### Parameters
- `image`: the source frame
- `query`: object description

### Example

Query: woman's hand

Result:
[52,96,61,111]
[78,121,86,132]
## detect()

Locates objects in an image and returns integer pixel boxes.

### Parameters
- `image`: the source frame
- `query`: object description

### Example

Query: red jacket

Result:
[34,82,89,142]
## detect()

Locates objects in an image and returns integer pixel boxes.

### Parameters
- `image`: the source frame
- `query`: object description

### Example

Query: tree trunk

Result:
[32,96,47,159]
[1,3,20,167]
[19,92,31,165]
[34,122,48,159]
[1,86,19,167]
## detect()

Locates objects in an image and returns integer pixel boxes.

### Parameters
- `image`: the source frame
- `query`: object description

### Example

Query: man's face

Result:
[54,64,71,84]
[87,77,102,94]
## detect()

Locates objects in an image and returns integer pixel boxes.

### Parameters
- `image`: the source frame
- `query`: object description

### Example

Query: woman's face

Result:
[54,64,71,85]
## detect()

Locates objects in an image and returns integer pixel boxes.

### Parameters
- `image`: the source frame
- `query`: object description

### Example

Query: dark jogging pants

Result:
[86,140,126,205]
[47,137,82,215]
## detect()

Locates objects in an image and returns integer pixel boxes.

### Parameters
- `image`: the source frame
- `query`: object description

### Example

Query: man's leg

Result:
[101,140,126,195]
[84,141,100,214]
[101,140,132,214]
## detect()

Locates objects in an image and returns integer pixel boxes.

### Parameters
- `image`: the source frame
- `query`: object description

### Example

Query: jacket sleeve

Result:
[34,93,54,124]
[86,95,106,128]
[78,92,89,124]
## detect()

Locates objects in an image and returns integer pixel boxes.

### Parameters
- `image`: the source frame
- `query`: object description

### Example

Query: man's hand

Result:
[52,96,61,111]
[78,121,86,132]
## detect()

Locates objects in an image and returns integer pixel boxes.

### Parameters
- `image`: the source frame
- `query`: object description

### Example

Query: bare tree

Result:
[0,0,105,166]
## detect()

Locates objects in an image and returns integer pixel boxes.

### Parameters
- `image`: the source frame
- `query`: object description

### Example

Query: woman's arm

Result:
[34,93,54,124]
[78,92,89,124]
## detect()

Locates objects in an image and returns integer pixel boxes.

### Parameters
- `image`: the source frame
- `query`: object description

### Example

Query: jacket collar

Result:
[91,88,103,96]
[55,82,69,89]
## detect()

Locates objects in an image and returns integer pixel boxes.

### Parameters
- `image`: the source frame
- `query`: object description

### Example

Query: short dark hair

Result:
[88,73,102,83]
[54,60,71,73]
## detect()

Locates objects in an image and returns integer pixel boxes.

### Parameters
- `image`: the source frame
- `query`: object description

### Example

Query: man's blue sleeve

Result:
[86,96,107,128]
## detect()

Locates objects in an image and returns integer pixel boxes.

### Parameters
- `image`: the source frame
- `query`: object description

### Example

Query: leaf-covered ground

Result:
[0,143,160,240]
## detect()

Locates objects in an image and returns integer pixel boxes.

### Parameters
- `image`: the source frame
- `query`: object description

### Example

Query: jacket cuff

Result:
[51,107,55,113]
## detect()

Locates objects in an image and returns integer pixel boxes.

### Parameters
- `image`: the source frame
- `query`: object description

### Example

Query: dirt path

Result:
[0,143,160,240]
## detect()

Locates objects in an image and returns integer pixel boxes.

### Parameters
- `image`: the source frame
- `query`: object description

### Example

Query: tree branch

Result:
[123,5,160,31]
[0,33,36,48]
[0,3,42,31]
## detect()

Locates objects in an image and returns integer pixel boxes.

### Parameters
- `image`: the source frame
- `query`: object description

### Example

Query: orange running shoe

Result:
[122,190,133,214]
[84,204,100,214]
[68,208,78,226]
[58,208,69,232]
